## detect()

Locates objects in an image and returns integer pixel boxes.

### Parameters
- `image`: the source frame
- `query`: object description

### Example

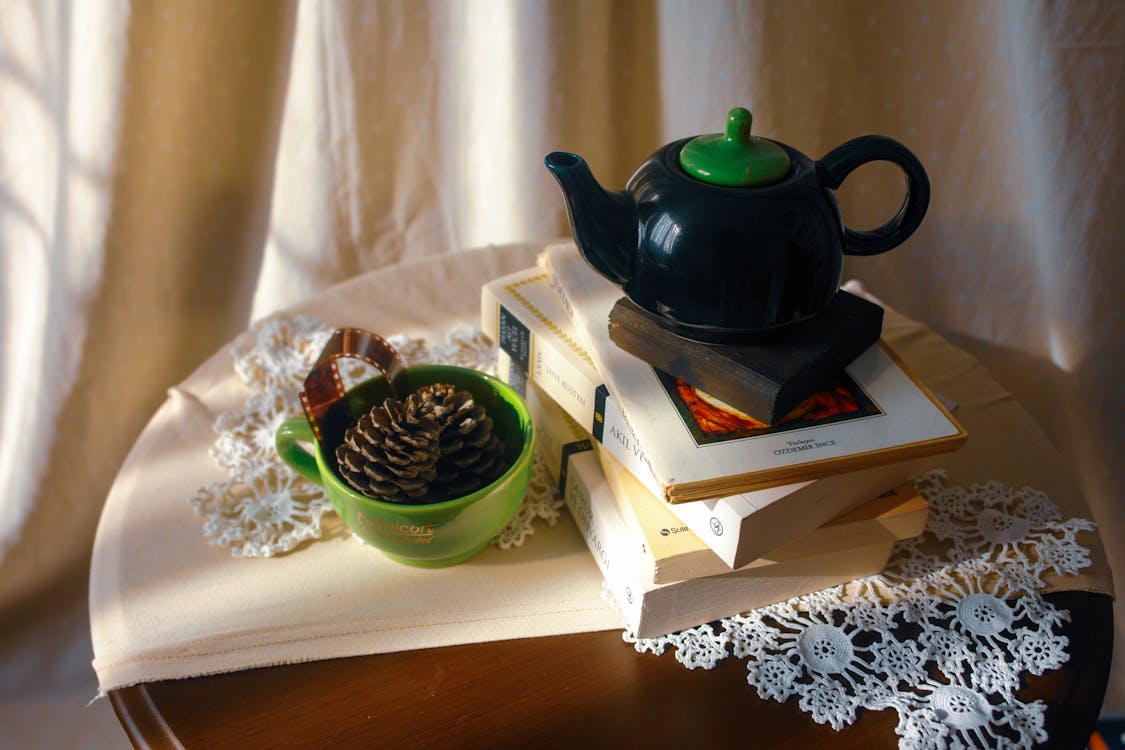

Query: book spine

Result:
[481,278,660,497]
[595,446,734,584]
[484,270,785,568]
[536,248,665,489]
[595,392,657,495]
[565,450,898,639]
[525,381,654,576]
[522,376,594,497]
[560,451,646,635]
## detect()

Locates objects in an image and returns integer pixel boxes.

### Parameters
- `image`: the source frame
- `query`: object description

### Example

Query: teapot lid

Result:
[679,108,790,187]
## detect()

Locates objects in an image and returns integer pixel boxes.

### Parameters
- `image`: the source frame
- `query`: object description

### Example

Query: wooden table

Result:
[96,245,1114,749]
[110,590,1111,750]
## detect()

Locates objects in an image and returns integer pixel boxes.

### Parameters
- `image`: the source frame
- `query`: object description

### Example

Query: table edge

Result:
[106,591,1114,750]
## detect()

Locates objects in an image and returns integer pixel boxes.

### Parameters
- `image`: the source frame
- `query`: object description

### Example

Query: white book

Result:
[539,241,967,504]
[561,444,896,639]
[483,265,948,568]
[530,379,927,585]
[656,457,940,569]
[597,444,928,583]
[482,268,654,492]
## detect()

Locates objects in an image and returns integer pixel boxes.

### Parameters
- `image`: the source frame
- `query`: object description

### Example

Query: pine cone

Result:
[418,384,508,502]
[335,383,507,504]
[335,393,441,503]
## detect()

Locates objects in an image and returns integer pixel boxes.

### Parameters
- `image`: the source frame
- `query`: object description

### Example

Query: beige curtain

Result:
[1,1,1120,744]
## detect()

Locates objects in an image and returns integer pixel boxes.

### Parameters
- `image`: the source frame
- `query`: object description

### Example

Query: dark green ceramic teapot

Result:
[544,107,930,343]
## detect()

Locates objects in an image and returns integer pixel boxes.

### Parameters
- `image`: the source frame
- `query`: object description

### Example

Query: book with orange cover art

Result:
[540,242,967,505]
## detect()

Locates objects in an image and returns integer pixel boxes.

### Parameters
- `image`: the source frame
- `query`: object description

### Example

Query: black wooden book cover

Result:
[607,291,884,424]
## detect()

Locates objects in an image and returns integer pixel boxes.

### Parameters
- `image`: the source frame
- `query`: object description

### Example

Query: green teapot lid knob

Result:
[679,107,791,187]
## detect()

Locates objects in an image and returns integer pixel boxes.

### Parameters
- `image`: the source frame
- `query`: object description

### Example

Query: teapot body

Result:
[545,120,929,343]
[623,139,844,340]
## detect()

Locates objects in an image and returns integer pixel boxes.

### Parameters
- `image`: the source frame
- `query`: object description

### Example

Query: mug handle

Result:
[816,135,930,257]
[275,417,324,486]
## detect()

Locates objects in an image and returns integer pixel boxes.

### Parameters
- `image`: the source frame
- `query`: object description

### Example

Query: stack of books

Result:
[481,243,967,638]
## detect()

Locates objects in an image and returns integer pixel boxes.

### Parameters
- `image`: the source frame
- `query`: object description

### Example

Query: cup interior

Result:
[317,365,533,512]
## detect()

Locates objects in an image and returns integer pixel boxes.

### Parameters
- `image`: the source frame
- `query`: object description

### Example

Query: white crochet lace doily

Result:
[624,471,1097,749]
[191,315,1098,749]
[190,315,562,558]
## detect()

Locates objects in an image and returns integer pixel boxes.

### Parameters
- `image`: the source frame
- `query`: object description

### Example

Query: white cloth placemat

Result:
[90,243,622,692]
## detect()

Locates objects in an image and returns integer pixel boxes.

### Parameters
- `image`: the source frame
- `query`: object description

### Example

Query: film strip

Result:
[299,327,407,442]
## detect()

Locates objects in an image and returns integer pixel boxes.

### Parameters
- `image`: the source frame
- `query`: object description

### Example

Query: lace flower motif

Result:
[913,471,1094,584]
[190,469,330,558]
[230,315,332,392]
[491,455,563,550]
[898,681,1047,750]
[742,601,900,730]
[210,391,292,475]
[620,470,1094,749]
[195,314,551,557]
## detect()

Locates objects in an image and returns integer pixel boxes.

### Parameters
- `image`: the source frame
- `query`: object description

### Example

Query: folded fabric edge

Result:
[93,601,623,692]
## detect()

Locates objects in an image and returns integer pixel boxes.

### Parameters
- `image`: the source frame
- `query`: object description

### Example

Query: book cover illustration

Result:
[655,369,882,447]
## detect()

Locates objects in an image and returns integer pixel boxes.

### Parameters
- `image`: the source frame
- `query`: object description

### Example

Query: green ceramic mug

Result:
[276,364,535,567]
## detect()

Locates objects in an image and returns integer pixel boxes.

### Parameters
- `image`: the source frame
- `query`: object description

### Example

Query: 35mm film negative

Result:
[300,327,407,442]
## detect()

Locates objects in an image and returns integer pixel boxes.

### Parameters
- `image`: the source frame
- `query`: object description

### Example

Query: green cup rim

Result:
[309,364,535,517]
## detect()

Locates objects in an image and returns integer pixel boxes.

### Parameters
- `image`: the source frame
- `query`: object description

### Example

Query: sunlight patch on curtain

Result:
[455,0,524,249]
[0,0,127,559]
[251,0,334,320]
[1003,1,1099,375]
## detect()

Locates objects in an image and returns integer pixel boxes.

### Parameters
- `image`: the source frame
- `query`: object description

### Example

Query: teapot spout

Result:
[545,152,636,285]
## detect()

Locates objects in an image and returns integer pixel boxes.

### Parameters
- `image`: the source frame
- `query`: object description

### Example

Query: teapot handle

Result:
[816,135,930,257]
